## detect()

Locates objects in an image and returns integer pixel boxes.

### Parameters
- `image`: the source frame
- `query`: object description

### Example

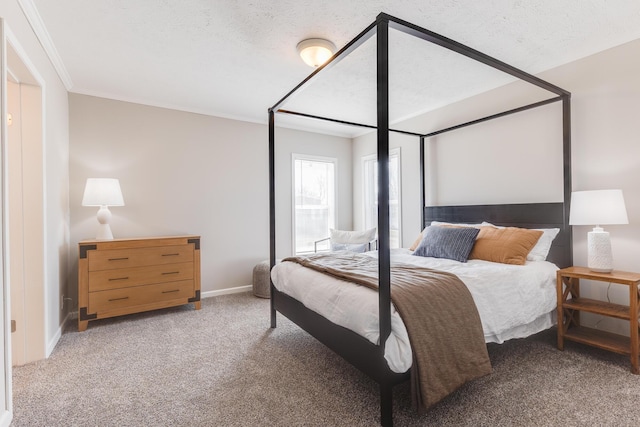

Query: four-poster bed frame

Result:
[268,13,572,426]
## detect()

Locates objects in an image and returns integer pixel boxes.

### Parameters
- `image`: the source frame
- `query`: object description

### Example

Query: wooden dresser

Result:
[78,235,201,331]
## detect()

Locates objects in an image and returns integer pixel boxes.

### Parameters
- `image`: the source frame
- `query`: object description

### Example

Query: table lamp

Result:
[569,189,628,272]
[82,178,125,240]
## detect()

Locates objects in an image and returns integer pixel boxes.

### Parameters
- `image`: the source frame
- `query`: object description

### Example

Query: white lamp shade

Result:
[82,178,125,207]
[569,189,628,273]
[569,189,628,226]
[297,38,336,67]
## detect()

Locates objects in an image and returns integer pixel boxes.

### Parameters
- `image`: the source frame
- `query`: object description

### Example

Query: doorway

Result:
[6,34,46,366]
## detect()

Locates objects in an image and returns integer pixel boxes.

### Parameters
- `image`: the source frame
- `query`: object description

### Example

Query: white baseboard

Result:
[201,285,252,299]
[0,410,12,427]
[46,312,72,357]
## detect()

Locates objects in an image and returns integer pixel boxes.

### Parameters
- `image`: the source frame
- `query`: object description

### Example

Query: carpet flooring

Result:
[11,292,640,426]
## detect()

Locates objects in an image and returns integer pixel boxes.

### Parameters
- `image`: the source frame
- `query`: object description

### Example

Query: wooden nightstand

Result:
[557,266,640,374]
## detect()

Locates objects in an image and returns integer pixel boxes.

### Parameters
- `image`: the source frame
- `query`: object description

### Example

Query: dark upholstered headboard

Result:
[424,202,572,268]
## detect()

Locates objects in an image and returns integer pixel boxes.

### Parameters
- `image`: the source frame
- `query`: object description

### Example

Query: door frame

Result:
[0,17,14,427]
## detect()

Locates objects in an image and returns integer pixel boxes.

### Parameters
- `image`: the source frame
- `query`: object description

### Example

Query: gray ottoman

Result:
[252,260,276,298]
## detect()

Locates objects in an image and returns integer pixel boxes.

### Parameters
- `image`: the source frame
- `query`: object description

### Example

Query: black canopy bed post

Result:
[269,109,276,328]
[562,94,573,266]
[419,136,426,229]
[376,15,392,356]
[376,17,393,426]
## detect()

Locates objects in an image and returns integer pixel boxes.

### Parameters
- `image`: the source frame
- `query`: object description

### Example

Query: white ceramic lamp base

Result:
[95,206,114,240]
[587,227,612,273]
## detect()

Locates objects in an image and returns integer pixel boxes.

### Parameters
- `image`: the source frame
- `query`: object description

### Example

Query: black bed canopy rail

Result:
[277,95,564,140]
[385,14,570,98]
[275,109,425,137]
[421,95,564,138]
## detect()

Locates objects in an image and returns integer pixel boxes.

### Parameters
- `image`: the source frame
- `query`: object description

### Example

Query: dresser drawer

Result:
[88,262,194,292]
[88,244,194,271]
[89,280,194,313]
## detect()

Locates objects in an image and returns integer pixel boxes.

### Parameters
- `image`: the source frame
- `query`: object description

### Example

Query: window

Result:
[363,148,401,248]
[292,155,337,254]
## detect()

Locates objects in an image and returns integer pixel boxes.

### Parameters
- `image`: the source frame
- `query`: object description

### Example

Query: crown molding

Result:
[18,0,73,90]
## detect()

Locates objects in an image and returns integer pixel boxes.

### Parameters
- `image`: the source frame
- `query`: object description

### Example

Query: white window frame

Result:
[362,147,402,248]
[291,154,338,255]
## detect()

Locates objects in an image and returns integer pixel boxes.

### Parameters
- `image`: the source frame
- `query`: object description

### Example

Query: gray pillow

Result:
[413,226,479,262]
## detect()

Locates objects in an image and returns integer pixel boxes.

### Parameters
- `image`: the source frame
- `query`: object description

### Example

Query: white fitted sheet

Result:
[270,249,558,373]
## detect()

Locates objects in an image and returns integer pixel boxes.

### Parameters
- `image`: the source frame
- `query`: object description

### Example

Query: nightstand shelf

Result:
[563,298,630,320]
[557,266,640,374]
[563,326,630,355]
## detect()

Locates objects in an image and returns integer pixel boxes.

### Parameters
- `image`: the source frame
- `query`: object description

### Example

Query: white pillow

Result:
[330,228,376,244]
[482,222,559,261]
[330,242,368,253]
[527,228,560,261]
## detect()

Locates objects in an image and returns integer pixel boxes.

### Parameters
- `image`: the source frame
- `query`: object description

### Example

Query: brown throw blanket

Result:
[282,252,492,412]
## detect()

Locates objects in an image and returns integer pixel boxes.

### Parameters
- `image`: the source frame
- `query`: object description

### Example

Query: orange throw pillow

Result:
[409,231,425,251]
[469,226,543,265]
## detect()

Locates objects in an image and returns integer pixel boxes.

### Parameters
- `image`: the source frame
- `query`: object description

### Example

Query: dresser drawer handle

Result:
[162,289,180,294]
[108,296,129,302]
[162,253,180,257]
[108,277,129,281]
[162,271,179,275]
[108,257,129,261]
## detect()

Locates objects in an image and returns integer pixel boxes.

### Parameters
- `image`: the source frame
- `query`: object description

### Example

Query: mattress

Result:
[270,248,558,373]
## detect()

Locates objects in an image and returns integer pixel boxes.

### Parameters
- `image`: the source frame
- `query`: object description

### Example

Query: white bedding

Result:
[270,249,558,373]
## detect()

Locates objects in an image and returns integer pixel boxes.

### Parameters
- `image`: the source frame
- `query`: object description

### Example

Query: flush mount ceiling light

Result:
[297,38,337,68]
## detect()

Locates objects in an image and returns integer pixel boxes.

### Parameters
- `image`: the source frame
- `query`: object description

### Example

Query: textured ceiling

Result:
[30,0,640,136]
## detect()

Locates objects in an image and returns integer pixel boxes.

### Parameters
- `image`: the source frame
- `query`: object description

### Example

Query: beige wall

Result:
[69,94,352,299]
